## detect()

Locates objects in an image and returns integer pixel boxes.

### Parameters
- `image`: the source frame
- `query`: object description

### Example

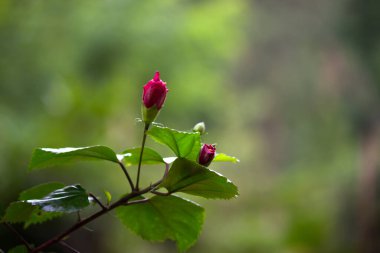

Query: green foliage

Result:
[2,73,239,251]
[104,190,112,205]
[147,125,201,161]
[26,184,91,213]
[2,202,62,228]
[161,158,238,199]
[2,202,36,224]
[29,146,119,170]
[19,182,65,200]
[214,153,240,163]
[121,147,164,166]
[2,182,67,228]
[8,245,28,253]
[115,195,204,252]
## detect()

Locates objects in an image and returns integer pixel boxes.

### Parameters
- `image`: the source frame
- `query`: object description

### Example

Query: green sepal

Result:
[142,105,159,124]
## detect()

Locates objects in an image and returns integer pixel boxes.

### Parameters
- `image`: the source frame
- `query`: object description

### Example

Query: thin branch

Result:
[118,161,134,191]
[30,162,169,253]
[76,212,81,222]
[135,123,150,190]
[3,223,32,251]
[59,241,80,253]
[30,181,161,253]
[124,198,149,206]
[151,190,170,196]
[89,193,107,211]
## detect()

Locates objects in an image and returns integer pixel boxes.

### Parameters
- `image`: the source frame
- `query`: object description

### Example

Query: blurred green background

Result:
[1,0,380,252]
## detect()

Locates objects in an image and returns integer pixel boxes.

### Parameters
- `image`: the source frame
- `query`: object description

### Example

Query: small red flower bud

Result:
[142,72,168,110]
[198,144,216,167]
[141,71,168,123]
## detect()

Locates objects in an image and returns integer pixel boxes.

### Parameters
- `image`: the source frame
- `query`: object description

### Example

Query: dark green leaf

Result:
[8,245,28,253]
[24,207,62,228]
[29,145,119,170]
[147,125,201,161]
[2,201,63,228]
[161,158,239,199]
[213,153,240,163]
[120,147,164,166]
[19,182,65,201]
[2,202,36,223]
[4,182,66,227]
[115,195,204,252]
[26,185,90,213]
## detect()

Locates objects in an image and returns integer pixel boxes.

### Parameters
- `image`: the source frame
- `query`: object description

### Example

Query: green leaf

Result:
[2,201,63,228]
[26,184,90,213]
[160,158,239,199]
[3,183,73,227]
[147,125,201,161]
[213,153,240,163]
[120,147,164,166]
[2,202,36,223]
[115,195,204,252]
[8,245,28,253]
[104,190,112,205]
[29,145,119,170]
[24,207,63,228]
[19,182,65,200]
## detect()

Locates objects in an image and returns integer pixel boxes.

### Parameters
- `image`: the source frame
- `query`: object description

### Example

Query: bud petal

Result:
[198,144,216,167]
[193,122,206,135]
[142,71,168,123]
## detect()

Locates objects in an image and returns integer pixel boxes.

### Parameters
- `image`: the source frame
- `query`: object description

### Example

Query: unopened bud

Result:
[193,122,206,135]
[198,144,216,167]
[142,71,168,123]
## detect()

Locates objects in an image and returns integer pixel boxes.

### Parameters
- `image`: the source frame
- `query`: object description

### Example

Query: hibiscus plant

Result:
[1,72,239,253]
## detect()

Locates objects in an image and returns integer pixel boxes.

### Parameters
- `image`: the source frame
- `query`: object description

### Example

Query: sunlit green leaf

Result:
[147,125,201,161]
[26,184,90,213]
[120,147,164,166]
[213,153,240,163]
[115,195,204,252]
[29,145,119,170]
[161,158,238,199]
[8,245,28,253]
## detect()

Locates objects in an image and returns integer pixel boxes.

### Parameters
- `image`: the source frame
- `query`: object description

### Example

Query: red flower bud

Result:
[198,144,216,167]
[141,72,168,123]
[142,72,168,110]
